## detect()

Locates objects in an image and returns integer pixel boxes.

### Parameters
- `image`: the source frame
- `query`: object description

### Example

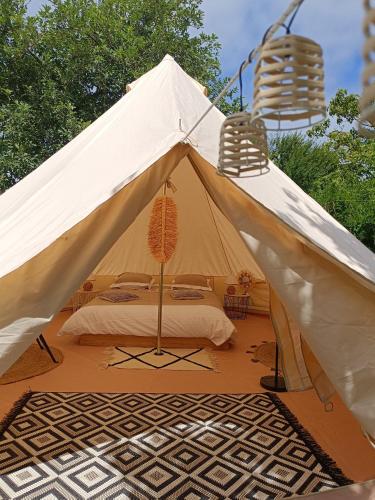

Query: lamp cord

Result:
[286,0,304,32]
[181,0,305,143]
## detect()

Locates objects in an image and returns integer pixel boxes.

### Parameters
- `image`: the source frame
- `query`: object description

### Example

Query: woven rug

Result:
[0,392,351,499]
[0,345,63,385]
[104,347,215,371]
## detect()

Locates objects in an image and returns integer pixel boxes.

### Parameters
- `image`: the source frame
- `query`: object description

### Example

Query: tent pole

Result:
[260,343,287,392]
[155,181,168,356]
[156,261,164,355]
[38,334,58,364]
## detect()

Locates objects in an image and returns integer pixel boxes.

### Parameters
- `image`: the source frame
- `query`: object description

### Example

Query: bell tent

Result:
[0,55,374,439]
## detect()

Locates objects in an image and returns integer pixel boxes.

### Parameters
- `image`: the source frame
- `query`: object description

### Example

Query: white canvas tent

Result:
[0,55,374,438]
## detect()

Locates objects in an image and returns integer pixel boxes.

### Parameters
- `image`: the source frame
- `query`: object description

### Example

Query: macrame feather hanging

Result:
[148,196,177,264]
[148,188,177,354]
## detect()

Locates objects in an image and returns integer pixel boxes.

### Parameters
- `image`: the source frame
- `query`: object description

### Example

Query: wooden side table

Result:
[224,294,250,319]
[72,290,103,312]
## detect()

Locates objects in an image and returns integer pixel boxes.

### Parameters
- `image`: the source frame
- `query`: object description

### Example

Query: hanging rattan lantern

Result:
[253,34,326,130]
[218,112,268,177]
[360,0,375,136]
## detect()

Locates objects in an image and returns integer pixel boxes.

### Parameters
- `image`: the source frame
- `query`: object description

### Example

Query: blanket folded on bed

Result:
[98,291,139,303]
[170,289,204,300]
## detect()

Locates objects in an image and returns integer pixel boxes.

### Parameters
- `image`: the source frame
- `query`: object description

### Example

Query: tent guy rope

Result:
[181,0,305,143]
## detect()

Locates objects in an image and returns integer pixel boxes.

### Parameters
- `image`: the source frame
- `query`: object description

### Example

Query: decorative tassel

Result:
[205,349,220,373]
[0,390,33,436]
[148,196,177,264]
[267,392,353,486]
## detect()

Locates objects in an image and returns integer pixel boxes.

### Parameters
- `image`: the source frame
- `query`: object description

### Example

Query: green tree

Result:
[270,90,375,251]
[0,0,239,192]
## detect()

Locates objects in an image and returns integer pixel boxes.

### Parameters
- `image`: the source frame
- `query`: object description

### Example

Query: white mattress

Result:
[59,290,235,346]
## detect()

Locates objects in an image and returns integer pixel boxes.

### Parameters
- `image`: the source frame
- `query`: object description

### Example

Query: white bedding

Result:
[59,289,235,346]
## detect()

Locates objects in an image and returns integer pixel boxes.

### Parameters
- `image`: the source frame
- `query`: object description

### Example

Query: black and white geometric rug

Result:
[0,392,351,499]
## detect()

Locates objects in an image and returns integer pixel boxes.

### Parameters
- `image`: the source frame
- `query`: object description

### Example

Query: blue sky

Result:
[27,0,363,103]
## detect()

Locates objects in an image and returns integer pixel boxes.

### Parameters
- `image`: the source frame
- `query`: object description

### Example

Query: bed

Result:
[58,287,235,349]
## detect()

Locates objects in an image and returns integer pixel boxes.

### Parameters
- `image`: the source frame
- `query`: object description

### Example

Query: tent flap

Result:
[190,149,375,438]
[0,144,188,375]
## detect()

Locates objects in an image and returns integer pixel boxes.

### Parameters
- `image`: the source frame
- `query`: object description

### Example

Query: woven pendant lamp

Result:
[253,34,326,130]
[360,0,375,136]
[218,113,268,177]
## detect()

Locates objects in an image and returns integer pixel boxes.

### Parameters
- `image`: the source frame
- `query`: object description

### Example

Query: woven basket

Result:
[360,0,375,136]
[218,113,268,177]
[253,34,326,130]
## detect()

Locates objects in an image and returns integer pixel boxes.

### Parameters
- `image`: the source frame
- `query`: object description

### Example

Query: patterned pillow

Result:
[98,291,139,303]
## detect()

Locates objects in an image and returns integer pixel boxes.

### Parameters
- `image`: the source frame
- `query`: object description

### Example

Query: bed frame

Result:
[78,334,232,350]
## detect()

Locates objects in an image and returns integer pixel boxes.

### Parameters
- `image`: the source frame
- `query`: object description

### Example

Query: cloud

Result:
[200,0,363,100]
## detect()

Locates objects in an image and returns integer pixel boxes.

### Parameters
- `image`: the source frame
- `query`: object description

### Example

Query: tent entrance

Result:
[94,152,264,280]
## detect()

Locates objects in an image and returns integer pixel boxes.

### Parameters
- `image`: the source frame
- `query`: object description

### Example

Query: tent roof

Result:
[0,55,373,288]
[126,54,208,95]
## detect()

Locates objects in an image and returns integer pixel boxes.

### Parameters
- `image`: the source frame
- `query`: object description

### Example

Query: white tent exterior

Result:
[0,55,374,437]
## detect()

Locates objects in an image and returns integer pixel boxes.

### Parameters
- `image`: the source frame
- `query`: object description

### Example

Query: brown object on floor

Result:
[252,341,279,369]
[0,344,63,385]
[78,333,232,350]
